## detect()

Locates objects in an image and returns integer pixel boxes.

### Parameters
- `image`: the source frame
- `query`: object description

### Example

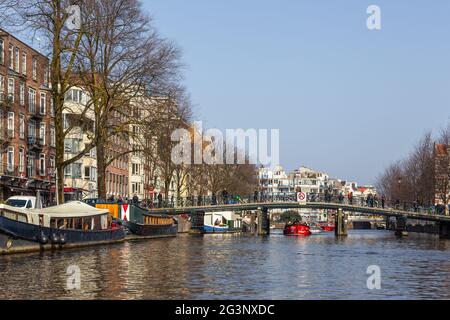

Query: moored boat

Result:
[127,213,177,237]
[283,221,311,236]
[0,201,125,255]
[319,221,335,232]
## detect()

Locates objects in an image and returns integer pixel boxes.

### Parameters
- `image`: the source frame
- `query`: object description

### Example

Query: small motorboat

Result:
[308,222,324,235]
[319,221,335,232]
[283,221,311,236]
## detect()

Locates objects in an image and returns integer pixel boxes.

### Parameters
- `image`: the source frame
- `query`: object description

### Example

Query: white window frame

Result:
[39,122,46,145]
[39,92,46,115]
[18,148,25,173]
[7,78,14,102]
[50,125,55,147]
[22,52,27,76]
[19,82,25,105]
[32,58,37,80]
[7,112,14,137]
[7,146,14,172]
[28,88,36,113]
[39,153,46,176]
[8,44,13,70]
[14,47,19,73]
[19,114,25,139]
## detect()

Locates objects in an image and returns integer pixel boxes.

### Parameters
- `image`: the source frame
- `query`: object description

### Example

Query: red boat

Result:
[284,222,311,236]
[319,221,335,232]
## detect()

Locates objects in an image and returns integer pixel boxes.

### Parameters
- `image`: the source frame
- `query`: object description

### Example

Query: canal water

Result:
[1,230,450,300]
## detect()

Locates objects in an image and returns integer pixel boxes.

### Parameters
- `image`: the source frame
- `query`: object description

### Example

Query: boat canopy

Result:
[30,201,110,218]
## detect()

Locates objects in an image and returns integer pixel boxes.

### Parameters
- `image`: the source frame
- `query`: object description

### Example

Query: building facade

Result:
[434,143,450,213]
[0,29,55,203]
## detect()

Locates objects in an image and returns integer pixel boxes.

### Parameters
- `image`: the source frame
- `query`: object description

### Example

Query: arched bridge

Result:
[148,198,450,239]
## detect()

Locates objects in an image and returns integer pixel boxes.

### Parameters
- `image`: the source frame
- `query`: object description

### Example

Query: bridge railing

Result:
[142,193,447,216]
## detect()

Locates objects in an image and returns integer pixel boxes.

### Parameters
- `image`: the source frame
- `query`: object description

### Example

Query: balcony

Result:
[27,136,43,150]
[28,107,44,120]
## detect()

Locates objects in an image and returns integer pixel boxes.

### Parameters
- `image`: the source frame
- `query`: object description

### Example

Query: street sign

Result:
[297,192,307,204]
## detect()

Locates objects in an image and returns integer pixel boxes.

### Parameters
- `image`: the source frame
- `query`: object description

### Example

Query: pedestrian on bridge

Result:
[212,193,217,205]
[381,195,386,209]
[222,189,229,204]
[348,192,354,205]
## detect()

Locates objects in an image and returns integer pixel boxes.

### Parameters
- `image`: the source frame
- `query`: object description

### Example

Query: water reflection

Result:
[0,231,449,300]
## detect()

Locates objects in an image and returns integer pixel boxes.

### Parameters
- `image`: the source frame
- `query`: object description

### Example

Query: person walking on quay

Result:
[381,194,386,209]
[117,195,123,205]
[211,193,217,205]
[338,192,344,203]
[197,194,203,206]
[158,193,163,208]
[222,189,229,205]
[254,190,259,203]
[374,194,379,208]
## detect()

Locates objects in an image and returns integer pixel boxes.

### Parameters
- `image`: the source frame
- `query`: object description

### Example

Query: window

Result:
[0,39,4,64]
[50,126,55,147]
[32,58,37,80]
[19,82,25,105]
[7,147,14,172]
[7,112,14,137]
[0,75,4,102]
[14,47,19,73]
[132,163,140,175]
[84,166,91,180]
[39,122,45,145]
[64,164,72,177]
[44,66,49,87]
[28,120,36,139]
[22,52,26,75]
[19,114,25,139]
[28,88,36,113]
[7,78,14,102]
[49,155,55,169]
[39,92,46,114]
[50,99,54,117]
[27,152,35,177]
[39,154,45,176]
[65,89,85,104]
[8,45,13,69]
[18,148,24,173]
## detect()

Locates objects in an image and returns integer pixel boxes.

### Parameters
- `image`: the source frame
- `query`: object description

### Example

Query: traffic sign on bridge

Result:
[297,192,307,204]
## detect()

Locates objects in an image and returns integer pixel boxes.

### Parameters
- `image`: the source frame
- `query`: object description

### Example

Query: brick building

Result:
[0,29,55,202]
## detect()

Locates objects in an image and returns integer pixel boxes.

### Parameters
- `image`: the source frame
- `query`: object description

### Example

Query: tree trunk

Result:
[97,143,107,200]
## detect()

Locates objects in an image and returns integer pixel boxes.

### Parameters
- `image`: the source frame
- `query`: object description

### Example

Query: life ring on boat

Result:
[5,238,13,250]
[38,232,49,245]
[50,233,59,245]
[59,234,66,245]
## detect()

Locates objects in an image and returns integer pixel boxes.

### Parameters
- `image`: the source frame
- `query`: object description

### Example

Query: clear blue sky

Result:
[144,0,450,184]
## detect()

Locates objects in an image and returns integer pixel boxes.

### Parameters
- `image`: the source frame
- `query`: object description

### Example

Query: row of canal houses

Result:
[0,29,186,205]
[257,165,377,199]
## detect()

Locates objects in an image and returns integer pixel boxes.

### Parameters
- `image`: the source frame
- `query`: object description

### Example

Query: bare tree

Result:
[3,0,95,203]
[75,0,183,199]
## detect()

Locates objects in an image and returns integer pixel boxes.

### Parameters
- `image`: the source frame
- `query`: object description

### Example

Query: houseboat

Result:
[199,211,240,234]
[127,214,177,237]
[120,204,177,238]
[0,201,125,255]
